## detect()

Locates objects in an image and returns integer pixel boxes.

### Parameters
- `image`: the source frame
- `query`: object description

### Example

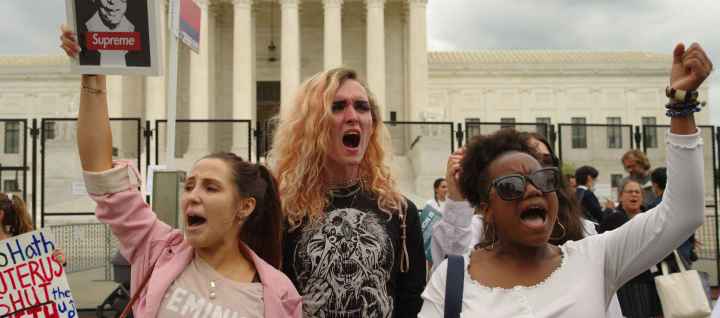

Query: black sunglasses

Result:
[489,167,561,201]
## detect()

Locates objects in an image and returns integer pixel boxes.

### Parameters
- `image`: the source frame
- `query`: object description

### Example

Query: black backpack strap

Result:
[444,255,465,318]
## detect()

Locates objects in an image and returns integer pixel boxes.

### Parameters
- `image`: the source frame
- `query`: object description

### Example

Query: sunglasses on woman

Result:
[489,167,561,201]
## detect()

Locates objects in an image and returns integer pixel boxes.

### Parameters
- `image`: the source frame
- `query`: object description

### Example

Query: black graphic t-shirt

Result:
[283,184,426,318]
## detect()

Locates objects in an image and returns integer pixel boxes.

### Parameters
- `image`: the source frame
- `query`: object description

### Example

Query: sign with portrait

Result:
[65,0,162,75]
[0,230,77,317]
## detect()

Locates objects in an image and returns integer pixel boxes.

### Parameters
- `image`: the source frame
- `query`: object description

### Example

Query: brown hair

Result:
[0,193,34,236]
[203,153,284,269]
[621,149,651,171]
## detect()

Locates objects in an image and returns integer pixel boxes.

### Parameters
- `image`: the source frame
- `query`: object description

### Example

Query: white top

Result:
[424,199,445,212]
[420,131,705,318]
[430,199,482,271]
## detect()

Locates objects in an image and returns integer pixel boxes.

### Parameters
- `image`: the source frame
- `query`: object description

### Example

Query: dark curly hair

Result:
[460,129,585,249]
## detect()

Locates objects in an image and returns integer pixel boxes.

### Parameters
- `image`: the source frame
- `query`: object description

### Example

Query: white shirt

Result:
[85,11,134,66]
[421,131,704,317]
[424,199,445,213]
[430,199,482,272]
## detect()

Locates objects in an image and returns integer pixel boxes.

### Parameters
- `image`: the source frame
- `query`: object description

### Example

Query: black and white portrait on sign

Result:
[294,207,394,318]
[65,0,161,75]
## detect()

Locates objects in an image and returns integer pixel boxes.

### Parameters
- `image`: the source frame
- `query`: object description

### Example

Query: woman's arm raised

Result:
[61,25,112,172]
[668,42,713,136]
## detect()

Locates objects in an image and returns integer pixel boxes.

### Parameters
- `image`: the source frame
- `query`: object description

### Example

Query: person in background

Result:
[650,167,698,269]
[575,165,614,224]
[599,179,663,317]
[566,174,577,190]
[0,193,67,266]
[621,149,657,207]
[424,178,448,212]
[420,178,449,271]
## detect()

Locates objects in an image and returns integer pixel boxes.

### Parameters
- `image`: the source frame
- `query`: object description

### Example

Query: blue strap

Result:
[444,255,465,318]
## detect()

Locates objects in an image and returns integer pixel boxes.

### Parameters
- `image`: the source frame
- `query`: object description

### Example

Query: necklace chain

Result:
[328,184,361,211]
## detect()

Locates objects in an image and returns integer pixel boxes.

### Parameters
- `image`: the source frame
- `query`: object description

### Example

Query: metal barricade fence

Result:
[557,124,634,200]
[45,223,119,275]
[465,121,553,149]
[698,215,718,260]
[40,118,141,227]
[0,119,29,203]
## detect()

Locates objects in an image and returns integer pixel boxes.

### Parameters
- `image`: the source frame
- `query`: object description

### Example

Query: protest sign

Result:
[419,204,443,263]
[65,0,162,75]
[0,230,76,318]
[179,0,201,53]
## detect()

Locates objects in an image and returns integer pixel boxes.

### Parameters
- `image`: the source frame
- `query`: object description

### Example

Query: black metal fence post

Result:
[141,119,151,203]
[143,120,152,174]
[254,127,262,163]
[715,126,720,287]
[455,123,463,149]
[30,119,39,228]
[40,118,46,228]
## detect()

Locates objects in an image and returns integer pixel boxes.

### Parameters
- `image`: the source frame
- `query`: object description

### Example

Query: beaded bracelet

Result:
[666,106,701,117]
[666,86,699,103]
[665,100,701,110]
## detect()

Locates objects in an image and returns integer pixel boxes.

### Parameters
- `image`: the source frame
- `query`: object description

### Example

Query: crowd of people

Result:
[55,24,717,317]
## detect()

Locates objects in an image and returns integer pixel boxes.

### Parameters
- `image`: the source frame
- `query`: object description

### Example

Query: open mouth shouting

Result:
[341,130,362,154]
[185,211,208,231]
[343,130,361,148]
[519,202,549,231]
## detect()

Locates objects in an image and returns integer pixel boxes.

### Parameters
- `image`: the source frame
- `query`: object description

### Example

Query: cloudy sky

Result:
[1,0,718,122]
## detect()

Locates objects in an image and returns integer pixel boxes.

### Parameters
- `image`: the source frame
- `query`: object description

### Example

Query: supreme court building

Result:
[0,0,711,208]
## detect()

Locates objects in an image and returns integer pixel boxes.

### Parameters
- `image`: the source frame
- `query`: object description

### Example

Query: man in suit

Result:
[575,165,614,223]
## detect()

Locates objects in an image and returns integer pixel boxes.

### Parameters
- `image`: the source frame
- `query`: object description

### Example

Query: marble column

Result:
[279,0,301,120]
[407,0,428,121]
[233,0,255,156]
[323,0,343,70]
[366,0,386,117]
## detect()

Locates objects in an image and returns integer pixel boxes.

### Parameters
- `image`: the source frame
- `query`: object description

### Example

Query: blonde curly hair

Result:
[269,68,406,230]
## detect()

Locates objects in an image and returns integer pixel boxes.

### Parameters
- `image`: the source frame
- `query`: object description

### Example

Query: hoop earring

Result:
[550,221,567,241]
[483,221,496,251]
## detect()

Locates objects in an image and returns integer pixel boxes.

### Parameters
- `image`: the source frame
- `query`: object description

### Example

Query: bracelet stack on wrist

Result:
[665,86,705,118]
[81,86,106,95]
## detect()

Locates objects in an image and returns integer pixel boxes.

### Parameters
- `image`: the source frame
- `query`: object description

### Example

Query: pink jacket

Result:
[83,161,302,318]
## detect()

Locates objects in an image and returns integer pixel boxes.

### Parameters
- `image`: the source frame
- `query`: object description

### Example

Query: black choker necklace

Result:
[328,177,361,190]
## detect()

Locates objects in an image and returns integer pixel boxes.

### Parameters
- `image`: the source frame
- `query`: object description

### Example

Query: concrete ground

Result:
[66,267,119,313]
